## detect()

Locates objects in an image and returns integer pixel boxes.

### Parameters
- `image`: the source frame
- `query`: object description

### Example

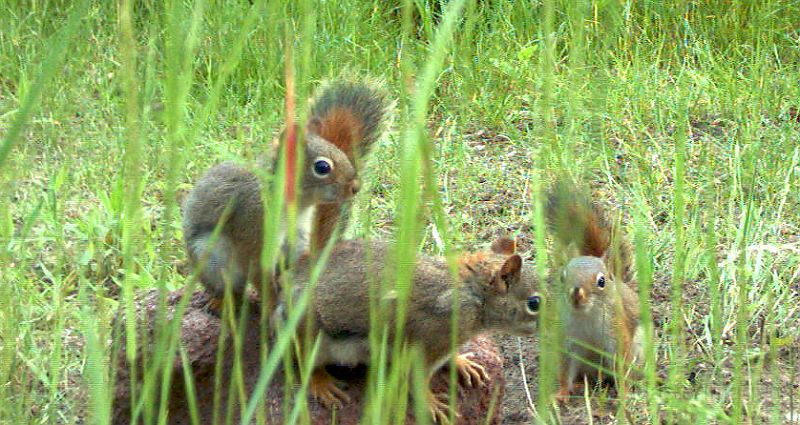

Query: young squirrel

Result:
[182,80,391,310]
[275,237,541,424]
[546,182,643,402]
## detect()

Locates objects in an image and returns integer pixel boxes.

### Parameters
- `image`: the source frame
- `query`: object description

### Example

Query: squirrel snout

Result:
[350,179,361,195]
[570,286,587,307]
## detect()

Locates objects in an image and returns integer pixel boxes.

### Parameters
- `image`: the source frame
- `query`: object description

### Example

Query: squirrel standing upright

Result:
[274,237,541,424]
[182,80,391,310]
[546,181,643,402]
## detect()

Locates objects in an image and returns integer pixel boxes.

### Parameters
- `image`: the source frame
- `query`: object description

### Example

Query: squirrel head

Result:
[561,255,612,311]
[460,237,541,336]
[299,132,360,205]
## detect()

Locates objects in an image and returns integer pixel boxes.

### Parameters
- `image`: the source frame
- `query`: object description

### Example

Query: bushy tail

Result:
[545,178,633,283]
[307,78,392,161]
[546,179,610,258]
[186,232,246,297]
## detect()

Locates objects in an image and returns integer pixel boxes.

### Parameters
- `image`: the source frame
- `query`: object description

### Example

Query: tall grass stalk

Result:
[667,77,689,418]
[632,184,658,424]
[118,0,146,421]
[0,2,88,167]
[534,0,559,420]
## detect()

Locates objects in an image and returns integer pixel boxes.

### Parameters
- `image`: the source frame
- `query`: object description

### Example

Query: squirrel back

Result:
[287,237,540,366]
[182,78,391,307]
[276,237,540,416]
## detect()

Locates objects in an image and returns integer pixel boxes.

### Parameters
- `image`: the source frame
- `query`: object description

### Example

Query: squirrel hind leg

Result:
[188,232,247,298]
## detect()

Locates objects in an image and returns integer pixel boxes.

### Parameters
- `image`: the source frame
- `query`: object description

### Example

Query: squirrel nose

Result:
[350,179,361,195]
[570,287,586,306]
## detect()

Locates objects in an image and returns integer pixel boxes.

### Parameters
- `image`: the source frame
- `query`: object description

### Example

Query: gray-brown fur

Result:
[545,180,644,399]
[305,79,393,255]
[560,257,642,385]
[182,80,391,307]
[282,237,540,377]
[183,162,265,298]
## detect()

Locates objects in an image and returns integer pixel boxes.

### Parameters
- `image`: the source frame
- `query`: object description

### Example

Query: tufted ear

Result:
[491,237,516,255]
[492,254,522,293]
[306,116,323,136]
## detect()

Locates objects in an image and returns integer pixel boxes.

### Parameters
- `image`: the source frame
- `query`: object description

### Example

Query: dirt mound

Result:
[112,289,505,424]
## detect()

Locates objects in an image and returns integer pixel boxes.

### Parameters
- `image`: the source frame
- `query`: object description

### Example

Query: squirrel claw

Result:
[310,368,350,409]
[428,392,458,424]
[455,352,489,387]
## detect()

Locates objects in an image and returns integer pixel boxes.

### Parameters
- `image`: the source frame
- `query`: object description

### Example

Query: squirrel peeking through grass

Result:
[546,179,645,402]
[182,79,392,312]
[274,237,541,424]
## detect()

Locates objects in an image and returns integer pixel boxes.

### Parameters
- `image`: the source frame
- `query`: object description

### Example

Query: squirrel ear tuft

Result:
[306,116,323,135]
[491,237,516,255]
[494,254,522,292]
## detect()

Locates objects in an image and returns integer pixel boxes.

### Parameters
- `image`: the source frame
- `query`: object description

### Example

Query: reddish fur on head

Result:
[457,242,522,294]
[494,254,522,293]
[457,252,488,280]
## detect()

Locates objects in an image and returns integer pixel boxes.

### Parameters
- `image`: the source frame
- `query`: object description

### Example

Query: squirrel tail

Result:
[307,78,392,255]
[545,179,610,258]
[546,179,633,282]
[186,231,247,297]
[307,78,392,161]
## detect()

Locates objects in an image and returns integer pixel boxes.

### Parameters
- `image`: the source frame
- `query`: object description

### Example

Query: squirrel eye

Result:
[312,157,333,177]
[527,296,540,313]
[596,274,606,288]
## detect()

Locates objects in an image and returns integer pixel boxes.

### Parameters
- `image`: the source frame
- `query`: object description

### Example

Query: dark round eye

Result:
[527,296,540,313]
[597,276,606,288]
[313,158,332,177]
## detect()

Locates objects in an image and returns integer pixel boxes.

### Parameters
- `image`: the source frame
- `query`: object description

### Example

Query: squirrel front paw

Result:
[309,367,350,408]
[455,352,490,388]
[555,386,571,404]
[556,381,584,404]
[427,390,458,424]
